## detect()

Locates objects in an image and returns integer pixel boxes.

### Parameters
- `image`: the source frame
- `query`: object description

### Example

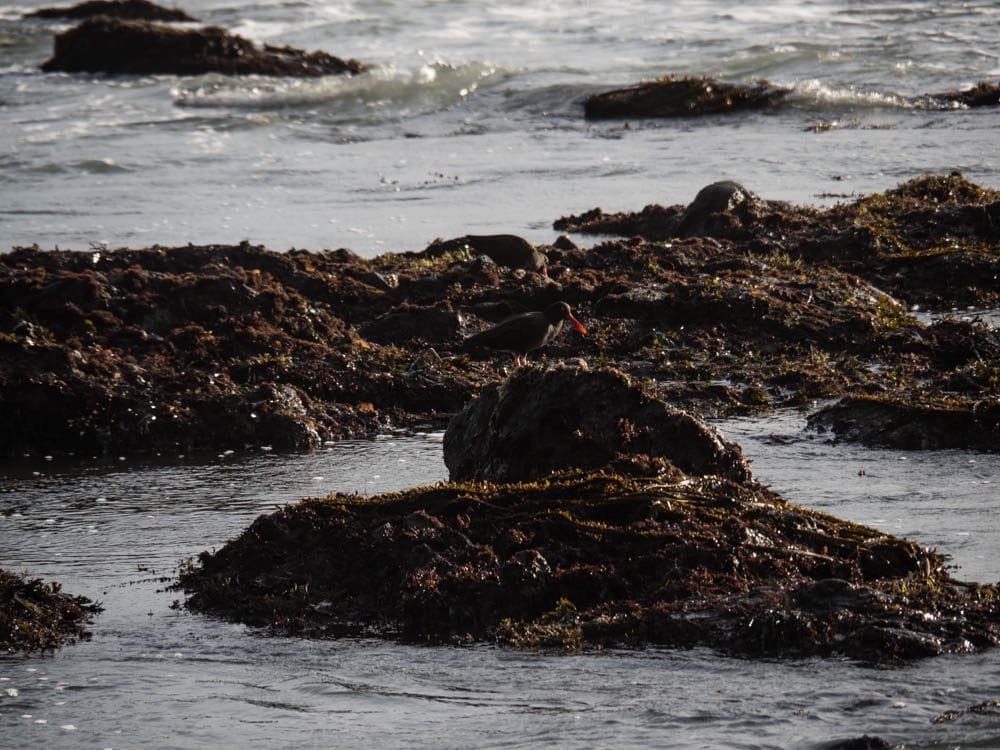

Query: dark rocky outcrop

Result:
[40,17,366,76]
[1,568,102,653]
[584,76,1000,121]
[675,180,765,238]
[26,0,196,21]
[357,301,462,346]
[178,464,1000,660]
[584,76,790,119]
[444,366,751,483]
[3,174,998,458]
[931,80,1000,108]
[177,367,999,661]
[809,395,1000,451]
[422,235,548,274]
[555,173,993,296]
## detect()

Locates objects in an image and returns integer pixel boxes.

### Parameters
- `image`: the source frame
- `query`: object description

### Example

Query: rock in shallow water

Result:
[26,0,197,21]
[41,17,366,77]
[443,366,751,483]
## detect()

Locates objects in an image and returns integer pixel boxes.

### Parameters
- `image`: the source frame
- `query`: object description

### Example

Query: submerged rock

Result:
[26,0,196,21]
[444,366,751,483]
[178,469,1000,661]
[931,80,1000,108]
[584,75,1000,121]
[1,568,102,653]
[40,17,366,76]
[584,75,791,119]
[809,395,1000,451]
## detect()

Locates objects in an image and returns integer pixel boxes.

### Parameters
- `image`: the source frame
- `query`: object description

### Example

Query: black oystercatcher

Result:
[463,301,586,365]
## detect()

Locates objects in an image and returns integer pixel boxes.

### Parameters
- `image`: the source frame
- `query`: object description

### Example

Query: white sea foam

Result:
[172,61,507,113]
[787,79,914,109]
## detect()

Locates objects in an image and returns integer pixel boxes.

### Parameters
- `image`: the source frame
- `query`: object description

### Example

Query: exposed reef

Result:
[179,369,1000,661]
[584,76,790,119]
[40,17,366,76]
[2,173,998,458]
[1,568,102,654]
[584,75,1000,119]
[809,395,1000,452]
[26,0,197,21]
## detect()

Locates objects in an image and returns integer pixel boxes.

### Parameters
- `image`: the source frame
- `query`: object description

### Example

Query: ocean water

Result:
[2,2,1000,748]
[1,0,998,254]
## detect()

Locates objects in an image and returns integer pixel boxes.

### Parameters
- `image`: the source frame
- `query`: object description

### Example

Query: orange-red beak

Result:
[568,312,587,335]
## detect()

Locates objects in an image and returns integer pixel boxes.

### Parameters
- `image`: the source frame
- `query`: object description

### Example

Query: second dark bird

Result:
[463,301,586,366]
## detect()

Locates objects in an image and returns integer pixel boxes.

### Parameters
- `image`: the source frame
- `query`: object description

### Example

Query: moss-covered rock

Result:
[444,366,751,483]
[0,569,102,654]
[3,174,998,457]
[809,394,1000,451]
[178,470,999,661]
[584,76,790,119]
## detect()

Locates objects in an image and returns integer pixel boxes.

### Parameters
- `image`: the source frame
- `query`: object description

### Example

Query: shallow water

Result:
[2,0,999,254]
[1,417,999,749]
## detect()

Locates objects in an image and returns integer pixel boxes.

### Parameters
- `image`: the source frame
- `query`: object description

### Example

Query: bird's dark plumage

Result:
[463,301,586,365]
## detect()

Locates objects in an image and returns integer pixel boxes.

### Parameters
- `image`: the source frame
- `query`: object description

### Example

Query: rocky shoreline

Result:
[2,173,997,460]
[3,172,999,659]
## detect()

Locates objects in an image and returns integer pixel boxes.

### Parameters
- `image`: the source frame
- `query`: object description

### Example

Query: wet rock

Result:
[822,737,892,750]
[443,366,751,483]
[792,578,887,614]
[41,17,366,76]
[1,568,102,653]
[0,242,477,457]
[676,180,764,238]
[423,234,548,274]
[3,174,998,458]
[555,171,1000,308]
[584,75,791,119]
[26,0,197,21]
[358,301,462,346]
[808,395,1000,451]
[932,80,1000,108]
[178,470,1000,661]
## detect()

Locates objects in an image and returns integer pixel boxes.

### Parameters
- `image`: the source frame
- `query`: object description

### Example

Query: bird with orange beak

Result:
[462,301,586,366]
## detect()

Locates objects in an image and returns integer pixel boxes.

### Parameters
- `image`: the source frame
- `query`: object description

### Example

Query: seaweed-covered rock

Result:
[358,301,462,346]
[556,172,1000,308]
[932,80,1000,108]
[809,395,1000,451]
[584,75,790,119]
[3,174,998,457]
[0,242,477,457]
[443,366,751,483]
[26,0,196,21]
[422,235,549,274]
[583,75,1000,120]
[1,568,102,653]
[676,180,764,238]
[40,17,366,76]
[178,471,1000,661]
